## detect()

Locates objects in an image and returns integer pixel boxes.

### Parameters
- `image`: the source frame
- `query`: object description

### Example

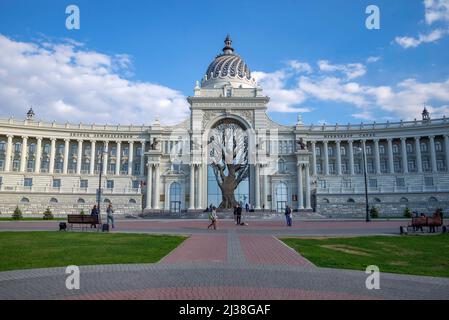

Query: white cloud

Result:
[252,70,309,113]
[0,34,189,125]
[396,0,449,49]
[286,60,312,74]
[425,0,449,24]
[317,60,366,80]
[395,29,446,48]
[366,56,381,63]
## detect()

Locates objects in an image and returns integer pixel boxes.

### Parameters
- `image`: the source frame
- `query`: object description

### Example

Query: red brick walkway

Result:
[239,235,315,266]
[160,234,228,264]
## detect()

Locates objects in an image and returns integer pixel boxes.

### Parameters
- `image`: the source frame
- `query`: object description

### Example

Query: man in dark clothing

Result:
[236,204,242,225]
[285,205,292,227]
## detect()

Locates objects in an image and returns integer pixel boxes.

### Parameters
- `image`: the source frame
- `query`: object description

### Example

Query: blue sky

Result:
[0,0,449,125]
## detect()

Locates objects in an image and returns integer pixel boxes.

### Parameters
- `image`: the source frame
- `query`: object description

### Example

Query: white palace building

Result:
[1,36,449,217]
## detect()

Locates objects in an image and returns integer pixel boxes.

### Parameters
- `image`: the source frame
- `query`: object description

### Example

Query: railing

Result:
[317,185,448,194]
[0,185,141,194]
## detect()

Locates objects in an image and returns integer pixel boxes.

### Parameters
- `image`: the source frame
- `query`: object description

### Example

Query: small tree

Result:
[369,206,379,219]
[43,207,54,220]
[12,206,23,220]
[80,209,85,215]
[403,207,412,218]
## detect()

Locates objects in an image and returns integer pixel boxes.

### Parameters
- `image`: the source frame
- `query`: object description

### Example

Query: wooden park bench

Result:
[67,214,100,231]
[407,211,444,233]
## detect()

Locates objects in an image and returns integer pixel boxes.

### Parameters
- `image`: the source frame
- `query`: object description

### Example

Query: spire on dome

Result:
[223,34,234,54]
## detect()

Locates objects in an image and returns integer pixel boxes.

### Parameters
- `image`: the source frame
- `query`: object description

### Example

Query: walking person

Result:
[106,203,115,229]
[285,205,292,227]
[233,205,238,224]
[236,204,242,225]
[90,204,99,229]
[207,206,218,230]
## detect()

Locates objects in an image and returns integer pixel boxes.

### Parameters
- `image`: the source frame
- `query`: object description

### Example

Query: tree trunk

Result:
[219,176,238,209]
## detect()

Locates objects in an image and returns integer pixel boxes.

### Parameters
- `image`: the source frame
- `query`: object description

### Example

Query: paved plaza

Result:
[0,219,448,300]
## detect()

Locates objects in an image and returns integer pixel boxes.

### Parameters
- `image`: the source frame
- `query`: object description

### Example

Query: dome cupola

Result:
[201,35,257,89]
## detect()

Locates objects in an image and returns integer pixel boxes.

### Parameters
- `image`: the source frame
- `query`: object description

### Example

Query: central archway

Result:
[206,118,250,209]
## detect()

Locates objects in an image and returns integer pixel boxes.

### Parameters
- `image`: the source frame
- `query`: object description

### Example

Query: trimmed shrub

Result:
[80,209,85,215]
[43,207,54,220]
[403,207,412,218]
[12,206,23,220]
[369,206,379,219]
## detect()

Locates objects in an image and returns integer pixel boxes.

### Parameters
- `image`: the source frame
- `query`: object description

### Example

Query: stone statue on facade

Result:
[150,137,160,150]
[296,138,307,151]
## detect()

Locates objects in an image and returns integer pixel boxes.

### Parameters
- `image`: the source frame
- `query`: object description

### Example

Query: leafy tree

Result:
[12,206,23,220]
[369,206,379,219]
[403,207,412,218]
[43,207,54,220]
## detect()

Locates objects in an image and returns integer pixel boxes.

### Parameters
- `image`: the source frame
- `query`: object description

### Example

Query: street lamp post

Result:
[356,146,370,222]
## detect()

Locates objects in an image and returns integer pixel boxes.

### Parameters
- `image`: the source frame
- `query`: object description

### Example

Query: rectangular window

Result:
[342,178,351,188]
[328,147,333,157]
[315,147,321,157]
[369,179,378,188]
[437,160,445,171]
[107,180,114,189]
[379,145,385,154]
[394,161,401,173]
[396,177,405,187]
[80,179,88,188]
[316,163,322,174]
[381,161,387,172]
[408,160,416,172]
[53,179,61,188]
[318,179,327,189]
[24,178,33,187]
[340,146,346,156]
[329,163,335,174]
[422,160,430,171]
[132,180,140,189]
[424,177,434,187]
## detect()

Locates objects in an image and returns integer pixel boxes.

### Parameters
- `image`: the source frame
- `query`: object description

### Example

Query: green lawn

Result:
[0,231,186,272]
[281,235,449,278]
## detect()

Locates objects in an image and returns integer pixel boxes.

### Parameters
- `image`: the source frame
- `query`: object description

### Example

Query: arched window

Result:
[129,198,137,204]
[322,198,330,204]
[275,182,288,212]
[347,198,355,203]
[77,198,85,204]
[372,198,381,203]
[20,197,30,203]
[104,198,111,203]
[169,182,182,212]
[400,197,408,203]
[429,197,438,202]
[278,159,286,173]
[49,198,58,203]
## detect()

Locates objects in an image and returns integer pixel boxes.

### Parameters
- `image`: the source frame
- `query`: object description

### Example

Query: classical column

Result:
[115,141,121,175]
[415,137,423,173]
[387,138,394,174]
[429,136,437,173]
[145,163,152,210]
[140,141,145,176]
[76,140,83,175]
[305,164,311,209]
[63,139,70,174]
[444,135,449,173]
[262,165,268,209]
[323,141,329,176]
[128,141,134,175]
[102,141,109,175]
[374,139,381,174]
[89,140,96,175]
[255,164,261,210]
[336,140,342,175]
[49,138,56,174]
[153,164,160,209]
[189,164,195,210]
[348,140,355,175]
[400,138,408,174]
[197,164,203,210]
[4,135,13,172]
[20,136,28,172]
[311,141,317,176]
[297,164,304,210]
[35,137,42,173]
